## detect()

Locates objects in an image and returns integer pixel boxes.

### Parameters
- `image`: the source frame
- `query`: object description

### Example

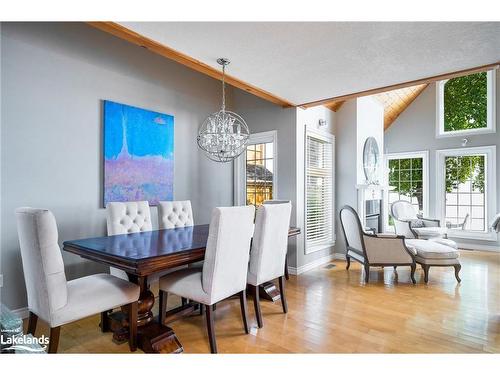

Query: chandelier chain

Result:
[221,64,226,112]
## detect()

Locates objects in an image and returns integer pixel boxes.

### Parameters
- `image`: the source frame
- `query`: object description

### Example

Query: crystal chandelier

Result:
[197,58,250,162]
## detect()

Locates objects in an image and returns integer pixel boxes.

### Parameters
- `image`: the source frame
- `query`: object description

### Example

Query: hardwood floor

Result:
[24,250,499,353]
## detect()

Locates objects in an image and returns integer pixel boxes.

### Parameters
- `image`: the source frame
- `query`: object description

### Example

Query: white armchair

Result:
[16,208,140,353]
[390,200,447,239]
[340,205,417,284]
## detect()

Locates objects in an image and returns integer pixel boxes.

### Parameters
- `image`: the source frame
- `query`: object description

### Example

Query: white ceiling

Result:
[120,22,500,105]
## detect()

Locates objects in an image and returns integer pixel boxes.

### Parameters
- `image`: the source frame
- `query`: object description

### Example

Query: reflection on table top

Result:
[63,224,301,262]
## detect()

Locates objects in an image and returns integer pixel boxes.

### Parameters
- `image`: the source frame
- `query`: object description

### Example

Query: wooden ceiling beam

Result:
[325,100,345,112]
[87,22,295,108]
[300,62,500,108]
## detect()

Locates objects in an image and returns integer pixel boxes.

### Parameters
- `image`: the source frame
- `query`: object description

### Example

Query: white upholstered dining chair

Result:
[16,207,140,353]
[157,200,194,229]
[247,201,292,328]
[263,200,293,280]
[158,205,255,353]
[340,205,417,284]
[106,201,152,280]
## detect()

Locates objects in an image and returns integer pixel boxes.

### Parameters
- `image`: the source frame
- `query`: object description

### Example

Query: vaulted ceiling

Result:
[325,83,429,130]
[91,22,500,108]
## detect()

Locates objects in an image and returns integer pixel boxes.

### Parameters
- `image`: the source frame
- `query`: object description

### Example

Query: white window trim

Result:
[436,69,496,138]
[233,130,278,206]
[304,127,335,254]
[384,151,429,232]
[435,145,497,241]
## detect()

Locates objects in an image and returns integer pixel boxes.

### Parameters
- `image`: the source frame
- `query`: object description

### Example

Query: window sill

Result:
[436,127,496,139]
[447,230,498,242]
[305,240,336,254]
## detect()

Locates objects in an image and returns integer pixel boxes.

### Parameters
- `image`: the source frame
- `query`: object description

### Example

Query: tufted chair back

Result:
[106,201,152,235]
[157,200,194,229]
[15,207,68,324]
[106,201,152,279]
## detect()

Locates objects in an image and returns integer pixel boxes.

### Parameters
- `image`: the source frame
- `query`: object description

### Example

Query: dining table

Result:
[63,223,300,353]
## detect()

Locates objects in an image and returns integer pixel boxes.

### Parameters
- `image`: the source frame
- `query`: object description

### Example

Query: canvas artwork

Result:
[103,100,174,206]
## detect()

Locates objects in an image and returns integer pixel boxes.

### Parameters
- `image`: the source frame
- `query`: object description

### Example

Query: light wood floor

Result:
[25,250,499,353]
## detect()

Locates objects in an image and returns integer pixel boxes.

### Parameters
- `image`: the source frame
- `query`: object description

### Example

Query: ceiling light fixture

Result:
[197,58,250,162]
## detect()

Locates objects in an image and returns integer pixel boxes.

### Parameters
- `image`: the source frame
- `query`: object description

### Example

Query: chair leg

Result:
[364,264,370,283]
[253,285,263,328]
[213,303,216,311]
[278,276,288,314]
[410,264,416,284]
[205,304,217,353]
[48,326,60,353]
[128,301,138,352]
[346,256,351,270]
[199,304,204,315]
[159,290,168,326]
[27,312,38,335]
[100,311,111,333]
[239,291,249,334]
[284,257,290,280]
[454,264,462,283]
[422,264,430,283]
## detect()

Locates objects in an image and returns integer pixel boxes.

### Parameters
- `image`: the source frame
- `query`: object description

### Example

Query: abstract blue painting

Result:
[103,100,174,206]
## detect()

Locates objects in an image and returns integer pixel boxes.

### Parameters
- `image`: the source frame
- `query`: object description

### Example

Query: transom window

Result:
[436,70,496,137]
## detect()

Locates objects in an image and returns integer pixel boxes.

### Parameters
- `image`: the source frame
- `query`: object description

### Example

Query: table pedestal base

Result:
[105,311,183,353]
[259,281,281,301]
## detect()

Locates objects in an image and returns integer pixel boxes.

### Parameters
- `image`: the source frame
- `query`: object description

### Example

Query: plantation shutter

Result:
[306,133,334,249]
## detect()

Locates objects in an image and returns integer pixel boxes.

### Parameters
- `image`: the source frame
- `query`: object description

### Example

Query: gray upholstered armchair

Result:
[390,200,447,240]
[339,205,416,284]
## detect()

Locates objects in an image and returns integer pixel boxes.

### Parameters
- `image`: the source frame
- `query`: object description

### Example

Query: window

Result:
[385,151,429,231]
[444,155,485,231]
[234,131,277,207]
[436,146,497,241]
[245,142,274,206]
[436,70,496,137]
[305,131,334,252]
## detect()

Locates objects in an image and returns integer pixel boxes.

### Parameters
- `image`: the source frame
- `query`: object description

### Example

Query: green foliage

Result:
[445,156,484,193]
[444,72,487,131]
[389,158,423,210]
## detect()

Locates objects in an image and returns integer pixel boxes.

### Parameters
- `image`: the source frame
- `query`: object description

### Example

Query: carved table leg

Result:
[108,274,183,353]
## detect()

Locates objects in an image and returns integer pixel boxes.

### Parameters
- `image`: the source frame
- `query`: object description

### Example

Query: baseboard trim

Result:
[333,253,346,260]
[11,306,29,319]
[456,242,500,252]
[288,253,337,275]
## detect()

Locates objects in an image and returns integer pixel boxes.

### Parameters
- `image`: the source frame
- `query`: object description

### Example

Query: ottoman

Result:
[405,239,461,283]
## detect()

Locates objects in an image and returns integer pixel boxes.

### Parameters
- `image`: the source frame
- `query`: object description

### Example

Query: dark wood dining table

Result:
[63,224,300,353]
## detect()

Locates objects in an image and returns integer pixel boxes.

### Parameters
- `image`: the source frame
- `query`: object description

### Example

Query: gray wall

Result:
[232,89,298,267]
[385,77,500,249]
[0,22,234,310]
[333,100,358,254]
